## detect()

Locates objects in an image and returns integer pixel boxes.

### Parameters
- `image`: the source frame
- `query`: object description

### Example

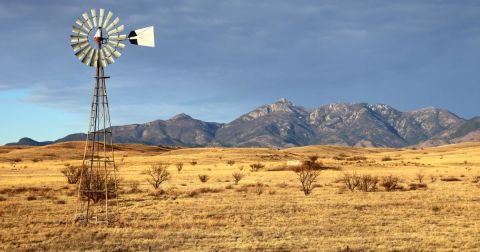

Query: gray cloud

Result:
[2,0,480,127]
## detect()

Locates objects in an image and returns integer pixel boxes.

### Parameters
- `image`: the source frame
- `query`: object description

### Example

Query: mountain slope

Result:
[5,99,473,148]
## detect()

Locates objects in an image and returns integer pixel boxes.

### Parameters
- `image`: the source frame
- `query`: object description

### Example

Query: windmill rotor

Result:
[70,8,155,67]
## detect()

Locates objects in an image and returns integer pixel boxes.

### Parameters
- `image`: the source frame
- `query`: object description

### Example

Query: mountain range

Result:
[6,98,480,148]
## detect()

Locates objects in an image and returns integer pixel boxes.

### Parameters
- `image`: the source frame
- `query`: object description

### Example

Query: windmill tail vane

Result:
[70,8,154,224]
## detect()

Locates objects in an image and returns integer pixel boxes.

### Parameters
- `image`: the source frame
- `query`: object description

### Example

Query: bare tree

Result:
[143,163,171,189]
[295,158,321,195]
[232,172,244,185]
[342,173,361,192]
[416,172,425,183]
[380,175,399,191]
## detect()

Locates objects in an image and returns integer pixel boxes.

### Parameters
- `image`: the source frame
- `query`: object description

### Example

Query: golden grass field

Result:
[0,141,479,251]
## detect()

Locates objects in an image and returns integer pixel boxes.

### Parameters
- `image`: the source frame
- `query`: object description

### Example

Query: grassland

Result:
[0,141,479,251]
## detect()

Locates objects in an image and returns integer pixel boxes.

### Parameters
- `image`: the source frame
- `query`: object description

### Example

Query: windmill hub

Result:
[93,29,103,45]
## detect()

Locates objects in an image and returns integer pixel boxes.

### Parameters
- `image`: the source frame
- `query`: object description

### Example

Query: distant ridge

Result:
[7,98,480,148]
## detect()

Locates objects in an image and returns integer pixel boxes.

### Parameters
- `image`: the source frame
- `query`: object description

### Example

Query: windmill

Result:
[70,8,154,224]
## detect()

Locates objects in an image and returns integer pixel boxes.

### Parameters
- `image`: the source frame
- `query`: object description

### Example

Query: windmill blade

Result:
[70,35,88,44]
[105,44,116,54]
[75,18,90,33]
[112,50,122,59]
[101,47,112,57]
[106,55,115,64]
[90,49,99,67]
[75,45,90,57]
[98,9,105,28]
[116,42,126,50]
[72,26,88,36]
[108,34,127,41]
[103,11,113,28]
[76,45,92,60]
[82,12,93,30]
[71,40,89,51]
[105,17,120,31]
[91,9,97,27]
[107,39,125,50]
[128,26,155,47]
[82,47,95,65]
[107,24,125,36]
[99,49,107,67]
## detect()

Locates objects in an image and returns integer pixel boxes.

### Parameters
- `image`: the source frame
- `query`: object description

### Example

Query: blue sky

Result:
[1,0,480,144]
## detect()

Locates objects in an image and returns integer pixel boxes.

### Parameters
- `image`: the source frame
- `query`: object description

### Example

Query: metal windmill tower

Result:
[70,8,155,224]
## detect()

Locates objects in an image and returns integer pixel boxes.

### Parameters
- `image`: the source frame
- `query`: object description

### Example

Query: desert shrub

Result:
[0,196,6,201]
[440,177,462,182]
[382,156,393,161]
[142,163,170,189]
[333,153,349,160]
[359,175,379,192]
[232,172,244,185]
[268,190,276,195]
[430,175,437,182]
[56,199,66,204]
[254,182,265,195]
[238,165,244,171]
[128,180,141,193]
[26,195,37,201]
[187,187,223,197]
[346,156,367,161]
[294,159,321,195]
[250,163,265,172]
[79,169,118,203]
[380,175,400,191]
[190,160,198,167]
[416,172,425,183]
[225,184,234,189]
[276,182,288,188]
[32,158,42,163]
[341,173,361,192]
[409,183,427,190]
[472,176,480,183]
[61,165,82,184]
[198,174,209,183]
[227,160,235,166]
[176,162,184,173]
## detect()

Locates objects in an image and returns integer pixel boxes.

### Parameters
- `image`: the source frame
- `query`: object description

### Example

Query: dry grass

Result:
[0,141,480,250]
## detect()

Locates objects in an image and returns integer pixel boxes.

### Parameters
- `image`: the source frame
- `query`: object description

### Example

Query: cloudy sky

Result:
[1,0,480,144]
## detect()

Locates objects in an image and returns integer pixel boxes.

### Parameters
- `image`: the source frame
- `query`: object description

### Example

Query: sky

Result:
[1,0,480,144]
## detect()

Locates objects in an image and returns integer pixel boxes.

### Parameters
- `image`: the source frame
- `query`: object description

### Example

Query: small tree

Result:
[190,160,198,167]
[232,172,244,185]
[198,174,209,183]
[295,160,320,195]
[143,163,170,189]
[227,160,235,166]
[416,172,425,183]
[250,163,265,172]
[61,165,81,184]
[176,162,184,173]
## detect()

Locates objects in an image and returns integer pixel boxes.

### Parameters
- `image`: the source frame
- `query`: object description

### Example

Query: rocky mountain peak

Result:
[240,98,307,121]
[169,113,193,121]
